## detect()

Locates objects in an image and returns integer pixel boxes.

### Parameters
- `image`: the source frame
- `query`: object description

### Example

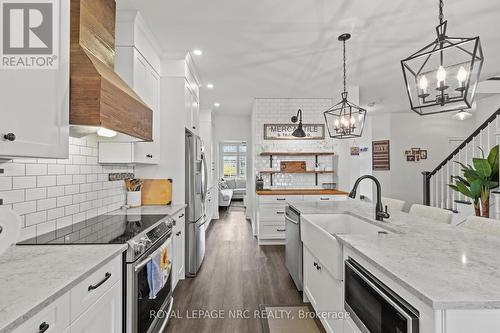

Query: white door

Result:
[69,281,122,333]
[0,1,69,159]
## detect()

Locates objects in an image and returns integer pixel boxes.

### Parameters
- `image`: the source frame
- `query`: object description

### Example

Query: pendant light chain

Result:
[343,38,347,93]
[439,0,444,24]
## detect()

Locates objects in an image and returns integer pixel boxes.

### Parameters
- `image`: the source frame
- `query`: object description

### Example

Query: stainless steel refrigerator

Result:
[185,130,208,277]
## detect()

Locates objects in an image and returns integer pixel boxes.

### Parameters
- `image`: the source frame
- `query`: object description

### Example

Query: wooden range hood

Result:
[70,0,152,141]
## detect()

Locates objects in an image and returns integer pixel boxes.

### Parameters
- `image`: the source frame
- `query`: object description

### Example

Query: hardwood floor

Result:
[165,206,304,333]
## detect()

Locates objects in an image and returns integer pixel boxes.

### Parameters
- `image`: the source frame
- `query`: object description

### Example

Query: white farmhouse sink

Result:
[301,213,392,280]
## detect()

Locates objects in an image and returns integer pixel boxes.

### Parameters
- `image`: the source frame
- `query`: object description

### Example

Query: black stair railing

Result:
[422,107,500,206]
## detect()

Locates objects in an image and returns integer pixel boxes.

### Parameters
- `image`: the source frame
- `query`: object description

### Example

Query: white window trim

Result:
[220,141,246,179]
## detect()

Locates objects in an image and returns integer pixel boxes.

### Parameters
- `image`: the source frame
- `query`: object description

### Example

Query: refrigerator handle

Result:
[201,153,208,200]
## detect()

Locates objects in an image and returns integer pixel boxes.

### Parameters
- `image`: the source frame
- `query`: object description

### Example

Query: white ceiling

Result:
[117,0,500,115]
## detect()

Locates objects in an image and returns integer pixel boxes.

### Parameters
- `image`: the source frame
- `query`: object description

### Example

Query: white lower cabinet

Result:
[303,245,344,333]
[12,292,70,333]
[69,280,122,333]
[256,194,347,244]
[173,209,186,289]
[11,253,123,333]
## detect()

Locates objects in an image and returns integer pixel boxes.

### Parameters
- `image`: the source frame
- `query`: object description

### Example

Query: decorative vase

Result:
[481,196,490,218]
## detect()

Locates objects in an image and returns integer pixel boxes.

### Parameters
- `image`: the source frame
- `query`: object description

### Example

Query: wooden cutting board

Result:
[141,179,173,205]
[280,161,307,172]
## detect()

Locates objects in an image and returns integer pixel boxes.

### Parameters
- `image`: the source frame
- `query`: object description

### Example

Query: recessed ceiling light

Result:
[206,83,214,89]
[214,102,220,108]
[193,49,203,56]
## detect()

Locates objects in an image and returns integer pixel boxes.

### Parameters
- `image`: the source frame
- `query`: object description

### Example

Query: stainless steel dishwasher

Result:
[285,205,302,291]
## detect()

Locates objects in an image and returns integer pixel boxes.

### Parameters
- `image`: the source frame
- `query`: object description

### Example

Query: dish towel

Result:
[147,247,164,299]
[161,239,172,285]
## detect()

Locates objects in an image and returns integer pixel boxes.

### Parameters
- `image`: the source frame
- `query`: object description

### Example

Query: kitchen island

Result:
[290,199,500,333]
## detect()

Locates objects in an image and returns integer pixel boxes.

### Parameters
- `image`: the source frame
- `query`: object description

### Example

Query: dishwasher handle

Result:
[285,215,299,225]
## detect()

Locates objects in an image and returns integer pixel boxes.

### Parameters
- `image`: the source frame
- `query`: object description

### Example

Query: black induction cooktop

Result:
[19,214,168,245]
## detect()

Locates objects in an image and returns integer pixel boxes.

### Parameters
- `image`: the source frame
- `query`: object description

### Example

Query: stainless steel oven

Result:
[345,258,419,333]
[126,224,174,333]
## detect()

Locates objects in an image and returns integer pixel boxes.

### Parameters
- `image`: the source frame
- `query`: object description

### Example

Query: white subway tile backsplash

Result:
[64,184,79,195]
[26,188,47,201]
[65,204,79,216]
[0,189,25,204]
[0,163,26,176]
[37,175,57,187]
[57,195,72,207]
[37,198,57,211]
[13,201,37,215]
[13,176,37,189]
[26,164,48,176]
[0,177,12,191]
[25,211,47,226]
[73,174,86,184]
[56,175,73,186]
[47,207,65,220]
[65,165,80,175]
[47,186,65,198]
[10,137,133,241]
[47,164,65,175]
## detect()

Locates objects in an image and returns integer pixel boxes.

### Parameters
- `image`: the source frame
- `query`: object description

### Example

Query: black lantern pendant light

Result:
[401,0,484,115]
[324,33,366,139]
[291,109,306,137]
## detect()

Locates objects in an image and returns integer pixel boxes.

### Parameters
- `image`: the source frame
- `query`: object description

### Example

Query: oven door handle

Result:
[345,260,417,332]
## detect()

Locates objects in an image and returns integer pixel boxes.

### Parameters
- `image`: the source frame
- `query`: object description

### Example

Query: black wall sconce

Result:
[291,109,306,137]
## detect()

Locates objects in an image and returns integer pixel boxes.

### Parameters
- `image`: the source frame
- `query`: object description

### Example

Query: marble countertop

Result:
[290,200,500,310]
[0,244,127,333]
[108,204,187,217]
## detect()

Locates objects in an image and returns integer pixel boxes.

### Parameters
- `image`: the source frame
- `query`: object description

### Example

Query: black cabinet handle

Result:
[146,154,153,158]
[276,198,286,201]
[176,231,181,236]
[178,213,185,218]
[276,228,286,232]
[3,133,15,141]
[88,272,112,291]
[39,322,49,333]
[276,211,285,215]
[320,197,329,201]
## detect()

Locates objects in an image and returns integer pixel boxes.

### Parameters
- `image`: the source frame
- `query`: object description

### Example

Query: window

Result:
[221,142,246,178]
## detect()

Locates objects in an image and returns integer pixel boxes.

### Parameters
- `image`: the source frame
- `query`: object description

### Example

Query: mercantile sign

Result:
[263,123,325,140]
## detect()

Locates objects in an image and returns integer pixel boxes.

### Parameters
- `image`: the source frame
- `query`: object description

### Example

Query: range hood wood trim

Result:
[70,0,152,141]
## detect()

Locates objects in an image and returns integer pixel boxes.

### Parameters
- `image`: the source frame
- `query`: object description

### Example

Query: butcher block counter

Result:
[255,189,348,195]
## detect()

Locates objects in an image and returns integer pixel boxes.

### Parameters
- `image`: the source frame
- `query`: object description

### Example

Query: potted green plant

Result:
[449,145,499,217]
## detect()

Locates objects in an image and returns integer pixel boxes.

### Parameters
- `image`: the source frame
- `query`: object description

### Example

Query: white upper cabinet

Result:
[185,83,200,134]
[99,11,161,164]
[0,0,70,159]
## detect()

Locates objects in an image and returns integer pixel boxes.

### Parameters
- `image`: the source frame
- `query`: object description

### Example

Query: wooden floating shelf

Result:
[260,152,335,156]
[259,170,335,174]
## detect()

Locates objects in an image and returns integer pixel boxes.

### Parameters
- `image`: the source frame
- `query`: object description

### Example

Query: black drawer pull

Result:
[276,211,285,215]
[176,231,181,236]
[320,197,329,200]
[39,322,49,333]
[276,228,286,232]
[178,213,185,218]
[276,198,286,201]
[146,154,153,158]
[88,272,112,291]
